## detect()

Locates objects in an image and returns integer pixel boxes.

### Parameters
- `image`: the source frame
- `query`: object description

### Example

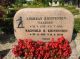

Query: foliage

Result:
[0,0,49,34]
[24,3,48,8]
[0,0,80,34]
[0,5,6,33]
[62,5,79,15]
[74,18,80,32]
[1,18,13,34]
[0,0,15,7]
[0,5,6,18]
[0,6,17,34]
[59,0,65,5]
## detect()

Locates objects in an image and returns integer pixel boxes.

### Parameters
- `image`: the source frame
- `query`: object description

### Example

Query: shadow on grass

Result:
[0,34,16,44]
[0,49,10,59]
[72,28,78,41]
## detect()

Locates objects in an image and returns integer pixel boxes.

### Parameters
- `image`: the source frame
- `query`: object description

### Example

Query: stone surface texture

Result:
[14,8,74,42]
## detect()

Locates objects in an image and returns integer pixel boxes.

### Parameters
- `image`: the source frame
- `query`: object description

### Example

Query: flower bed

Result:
[12,36,72,59]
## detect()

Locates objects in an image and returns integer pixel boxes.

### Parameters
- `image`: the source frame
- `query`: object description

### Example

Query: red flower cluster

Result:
[12,36,72,59]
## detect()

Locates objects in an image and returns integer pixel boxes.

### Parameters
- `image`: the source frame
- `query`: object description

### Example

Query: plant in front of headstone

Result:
[12,36,72,59]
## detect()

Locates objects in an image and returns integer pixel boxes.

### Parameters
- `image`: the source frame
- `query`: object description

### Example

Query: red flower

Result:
[30,47,35,52]
[50,58,54,59]
[54,42,59,48]
[44,52,50,59]
[38,54,41,59]
[63,51,70,57]
[51,38,54,42]
[58,50,62,55]
[25,52,29,57]
[56,57,60,59]
[37,40,44,46]
[12,45,22,57]
[58,36,65,43]
[12,36,72,59]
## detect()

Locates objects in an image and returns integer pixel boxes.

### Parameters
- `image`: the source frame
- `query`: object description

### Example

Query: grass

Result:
[74,18,80,32]
[61,5,79,15]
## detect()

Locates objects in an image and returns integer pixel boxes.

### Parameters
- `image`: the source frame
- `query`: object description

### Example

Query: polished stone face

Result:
[14,8,74,42]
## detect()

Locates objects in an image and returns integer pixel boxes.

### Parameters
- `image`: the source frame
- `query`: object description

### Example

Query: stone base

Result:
[3,40,79,59]
[69,40,79,59]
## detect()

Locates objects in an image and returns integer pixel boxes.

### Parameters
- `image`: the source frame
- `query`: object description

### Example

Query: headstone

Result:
[14,8,74,42]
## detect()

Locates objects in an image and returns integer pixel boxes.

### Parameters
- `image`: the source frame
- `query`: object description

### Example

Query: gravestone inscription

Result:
[14,8,74,42]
